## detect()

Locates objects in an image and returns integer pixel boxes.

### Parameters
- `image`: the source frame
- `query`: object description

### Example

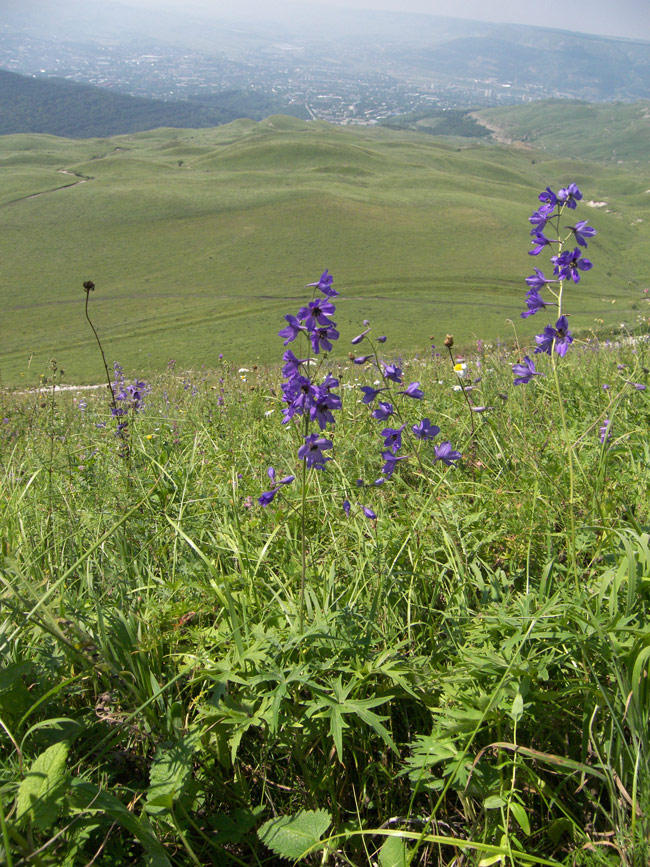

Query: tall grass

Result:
[1,321,649,864]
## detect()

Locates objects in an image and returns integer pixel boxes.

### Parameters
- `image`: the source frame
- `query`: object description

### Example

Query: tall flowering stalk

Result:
[517,183,597,584]
[260,270,341,630]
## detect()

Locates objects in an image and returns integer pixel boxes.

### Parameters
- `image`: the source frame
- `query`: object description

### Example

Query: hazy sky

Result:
[122,0,650,41]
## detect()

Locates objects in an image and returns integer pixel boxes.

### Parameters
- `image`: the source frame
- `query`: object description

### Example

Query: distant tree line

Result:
[0,69,308,138]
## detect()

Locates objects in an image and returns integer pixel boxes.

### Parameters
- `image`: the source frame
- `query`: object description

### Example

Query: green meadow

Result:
[1,114,649,386]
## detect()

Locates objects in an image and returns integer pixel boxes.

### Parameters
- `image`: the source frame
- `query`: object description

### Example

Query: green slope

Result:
[1,117,649,386]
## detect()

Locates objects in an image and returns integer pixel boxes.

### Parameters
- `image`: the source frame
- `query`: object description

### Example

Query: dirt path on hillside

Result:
[468,112,533,150]
[3,169,91,206]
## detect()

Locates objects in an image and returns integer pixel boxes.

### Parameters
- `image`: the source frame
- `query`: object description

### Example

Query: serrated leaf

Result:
[379,835,411,867]
[258,809,331,860]
[16,740,69,830]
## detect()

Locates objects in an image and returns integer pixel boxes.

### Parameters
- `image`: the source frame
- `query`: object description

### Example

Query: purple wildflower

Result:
[412,418,440,441]
[307,269,338,297]
[343,498,351,516]
[512,355,544,385]
[566,220,597,248]
[599,419,611,444]
[525,268,556,292]
[529,231,555,256]
[397,381,424,399]
[279,314,305,345]
[381,450,408,478]
[298,297,336,331]
[360,385,387,404]
[433,442,462,466]
[310,323,340,354]
[381,424,406,453]
[351,328,371,344]
[538,187,558,208]
[362,506,377,519]
[534,315,573,357]
[298,434,333,469]
[372,401,394,421]
[557,183,582,209]
[521,289,553,319]
[382,363,403,383]
[551,248,593,283]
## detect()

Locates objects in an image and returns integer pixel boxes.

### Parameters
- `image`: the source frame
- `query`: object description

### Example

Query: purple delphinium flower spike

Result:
[433,442,462,466]
[412,418,440,440]
[534,315,573,357]
[512,355,544,385]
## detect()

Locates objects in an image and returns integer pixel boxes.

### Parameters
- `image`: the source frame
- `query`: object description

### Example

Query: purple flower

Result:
[298,297,336,331]
[525,268,556,292]
[599,419,611,444]
[343,498,351,516]
[376,336,387,343]
[282,349,307,377]
[351,329,371,345]
[310,324,340,354]
[557,183,582,209]
[362,506,377,519]
[521,289,553,319]
[551,248,593,283]
[259,489,279,506]
[632,382,647,391]
[381,424,406,453]
[279,314,305,345]
[360,385,387,404]
[307,269,338,297]
[382,363,403,383]
[512,355,544,385]
[397,381,424,399]
[538,187,558,208]
[534,315,573,357]
[529,203,555,230]
[353,355,372,365]
[298,434,333,469]
[566,220,597,248]
[433,442,462,466]
[372,401,394,421]
[412,418,440,440]
[381,450,408,478]
[529,231,555,256]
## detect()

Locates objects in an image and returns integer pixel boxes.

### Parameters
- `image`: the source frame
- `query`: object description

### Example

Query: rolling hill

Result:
[0,113,649,386]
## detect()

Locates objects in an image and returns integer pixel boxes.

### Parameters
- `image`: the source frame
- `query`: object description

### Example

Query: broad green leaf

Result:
[509,692,524,722]
[483,795,506,809]
[379,835,411,867]
[16,740,69,831]
[258,809,331,860]
[69,781,171,866]
[146,728,201,815]
[509,802,531,836]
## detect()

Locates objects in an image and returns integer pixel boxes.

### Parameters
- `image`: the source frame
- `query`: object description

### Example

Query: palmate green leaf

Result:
[16,740,69,831]
[258,809,331,861]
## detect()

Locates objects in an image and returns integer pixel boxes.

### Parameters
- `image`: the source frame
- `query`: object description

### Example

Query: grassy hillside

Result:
[1,115,649,386]
[475,99,650,164]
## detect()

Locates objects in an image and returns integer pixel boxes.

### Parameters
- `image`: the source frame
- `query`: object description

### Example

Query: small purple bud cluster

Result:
[111,361,150,433]
[515,184,597,382]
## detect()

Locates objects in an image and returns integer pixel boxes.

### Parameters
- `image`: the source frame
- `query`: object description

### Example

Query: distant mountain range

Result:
[0,69,307,138]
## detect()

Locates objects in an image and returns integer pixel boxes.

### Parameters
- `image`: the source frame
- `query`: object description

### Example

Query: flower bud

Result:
[444,334,454,348]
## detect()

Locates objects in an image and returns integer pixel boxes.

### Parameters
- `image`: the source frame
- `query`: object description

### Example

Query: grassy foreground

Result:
[1,306,650,863]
